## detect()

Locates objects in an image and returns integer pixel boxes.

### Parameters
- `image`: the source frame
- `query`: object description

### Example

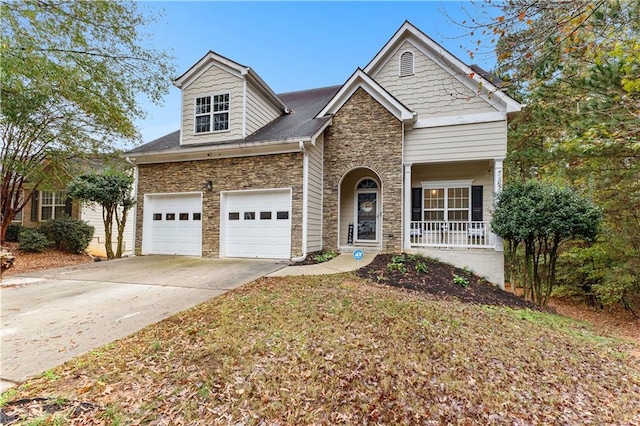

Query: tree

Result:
[492,180,601,308]
[455,0,640,309]
[1,1,174,243]
[67,170,135,259]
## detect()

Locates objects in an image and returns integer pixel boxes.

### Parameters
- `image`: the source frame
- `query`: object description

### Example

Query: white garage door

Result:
[224,190,291,259]
[146,193,202,256]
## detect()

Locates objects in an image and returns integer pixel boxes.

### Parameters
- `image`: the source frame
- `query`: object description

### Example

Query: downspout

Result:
[125,156,139,256]
[291,140,308,262]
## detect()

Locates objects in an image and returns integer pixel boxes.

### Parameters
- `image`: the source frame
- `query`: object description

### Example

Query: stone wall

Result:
[135,153,304,257]
[323,87,404,253]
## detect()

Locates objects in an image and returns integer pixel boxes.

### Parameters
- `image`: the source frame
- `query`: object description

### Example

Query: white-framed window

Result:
[11,191,23,223]
[399,50,414,77]
[421,180,472,222]
[40,190,67,221]
[195,93,229,133]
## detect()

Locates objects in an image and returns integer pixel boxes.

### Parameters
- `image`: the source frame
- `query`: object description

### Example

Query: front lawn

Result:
[2,274,639,424]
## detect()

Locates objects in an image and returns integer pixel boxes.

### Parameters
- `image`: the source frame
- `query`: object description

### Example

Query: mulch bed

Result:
[1,242,94,277]
[356,253,539,310]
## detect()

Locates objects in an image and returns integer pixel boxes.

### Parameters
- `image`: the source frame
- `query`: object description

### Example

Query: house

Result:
[14,158,134,258]
[124,21,521,287]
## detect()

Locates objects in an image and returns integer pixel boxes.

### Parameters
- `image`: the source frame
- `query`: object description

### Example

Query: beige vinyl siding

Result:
[404,120,506,164]
[181,65,244,145]
[411,160,495,222]
[81,204,134,257]
[246,82,282,136]
[306,134,324,251]
[373,41,496,118]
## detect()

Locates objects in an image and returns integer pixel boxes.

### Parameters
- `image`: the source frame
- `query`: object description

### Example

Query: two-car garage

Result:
[143,189,292,259]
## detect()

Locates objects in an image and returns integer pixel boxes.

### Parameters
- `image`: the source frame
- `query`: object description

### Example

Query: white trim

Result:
[125,157,138,255]
[174,51,289,114]
[364,22,521,114]
[193,93,230,135]
[353,177,380,244]
[316,69,414,122]
[419,181,473,223]
[141,192,203,256]
[413,111,506,129]
[126,138,307,165]
[292,147,309,261]
[219,188,293,259]
[403,164,412,250]
[421,179,474,188]
[242,80,247,138]
[179,90,184,145]
[174,52,246,89]
[399,50,415,77]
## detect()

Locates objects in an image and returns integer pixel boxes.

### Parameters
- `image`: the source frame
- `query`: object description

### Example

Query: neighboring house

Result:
[124,22,522,287]
[17,188,133,257]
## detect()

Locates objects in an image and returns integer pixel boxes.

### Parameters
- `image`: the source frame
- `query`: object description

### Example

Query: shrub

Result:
[5,223,23,242]
[39,216,94,254]
[313,250,338,263]
[453,275,470,288]
[18,228,51,253]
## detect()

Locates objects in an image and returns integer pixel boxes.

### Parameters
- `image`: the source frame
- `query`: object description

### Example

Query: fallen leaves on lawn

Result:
[3,274,640,424]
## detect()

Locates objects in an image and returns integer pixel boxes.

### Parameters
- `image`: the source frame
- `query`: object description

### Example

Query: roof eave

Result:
[125,137,310,165]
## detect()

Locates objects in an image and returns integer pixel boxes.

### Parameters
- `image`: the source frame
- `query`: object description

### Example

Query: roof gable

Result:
[316,69,414,122]
[364,21,521,114]
[173,50,288,114]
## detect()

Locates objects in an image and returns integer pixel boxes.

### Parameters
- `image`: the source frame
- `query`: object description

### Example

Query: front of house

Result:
[125,22,521,287]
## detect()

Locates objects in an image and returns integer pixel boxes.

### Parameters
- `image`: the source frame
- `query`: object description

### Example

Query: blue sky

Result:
[135,1,497,144]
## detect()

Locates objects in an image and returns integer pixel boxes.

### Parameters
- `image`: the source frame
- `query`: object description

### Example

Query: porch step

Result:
[339,246,381,254]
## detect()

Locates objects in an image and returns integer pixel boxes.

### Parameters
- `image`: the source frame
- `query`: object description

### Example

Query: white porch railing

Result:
[410,221,496,249]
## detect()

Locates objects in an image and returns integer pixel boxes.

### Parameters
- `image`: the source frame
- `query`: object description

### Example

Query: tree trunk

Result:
[103,205,115,259]
[114,205,129,258]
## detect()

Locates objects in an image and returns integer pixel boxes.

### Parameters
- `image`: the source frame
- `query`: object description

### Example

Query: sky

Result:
[135,1,498,144]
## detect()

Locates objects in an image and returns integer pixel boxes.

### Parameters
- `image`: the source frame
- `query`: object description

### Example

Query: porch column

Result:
[493,158,504,252]
[403,164,412,250]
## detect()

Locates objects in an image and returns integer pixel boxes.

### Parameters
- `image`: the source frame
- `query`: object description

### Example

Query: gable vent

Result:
[399,51,414,77]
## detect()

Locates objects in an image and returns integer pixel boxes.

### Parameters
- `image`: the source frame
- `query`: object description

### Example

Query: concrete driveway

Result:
[0,256,285,392]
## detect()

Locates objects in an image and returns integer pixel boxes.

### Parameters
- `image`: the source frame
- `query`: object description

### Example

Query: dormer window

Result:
[399,51,414,77]
[195,93,229,133]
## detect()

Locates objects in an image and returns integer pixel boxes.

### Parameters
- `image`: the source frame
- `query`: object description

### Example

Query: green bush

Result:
[18,228,51,253]
[39,216,94,254]
[5,223,23,242]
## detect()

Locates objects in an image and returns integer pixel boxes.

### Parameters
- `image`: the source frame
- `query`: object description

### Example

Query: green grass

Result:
[2,274,639,424]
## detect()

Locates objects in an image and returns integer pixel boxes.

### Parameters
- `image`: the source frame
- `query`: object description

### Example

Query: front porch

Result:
[410,220,496,249]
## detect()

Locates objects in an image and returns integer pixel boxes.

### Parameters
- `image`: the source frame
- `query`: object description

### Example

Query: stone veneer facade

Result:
[322,87,404,253]
[135,153,304,257]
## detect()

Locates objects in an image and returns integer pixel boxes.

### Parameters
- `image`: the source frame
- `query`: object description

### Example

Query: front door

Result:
[356,191,378,242]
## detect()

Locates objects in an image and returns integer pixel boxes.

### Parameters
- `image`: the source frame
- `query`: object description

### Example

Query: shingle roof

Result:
[126,85,341,155]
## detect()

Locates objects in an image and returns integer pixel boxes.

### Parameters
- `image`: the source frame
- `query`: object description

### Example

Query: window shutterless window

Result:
[195,94,229,133]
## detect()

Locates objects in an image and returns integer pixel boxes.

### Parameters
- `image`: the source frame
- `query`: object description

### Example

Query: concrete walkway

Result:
[268,252,376,276]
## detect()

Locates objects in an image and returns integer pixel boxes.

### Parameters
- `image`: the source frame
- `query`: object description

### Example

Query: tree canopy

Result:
[1,0,175,242]
[456,0,639,309]
[67,170,135,259]
[492,180,601,307]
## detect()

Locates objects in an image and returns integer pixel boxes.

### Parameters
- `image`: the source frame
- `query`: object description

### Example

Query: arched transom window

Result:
[357,179,378,189]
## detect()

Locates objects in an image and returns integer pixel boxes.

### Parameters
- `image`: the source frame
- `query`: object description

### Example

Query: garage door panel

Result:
[224,191,291,259]
[146,194,202,256]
